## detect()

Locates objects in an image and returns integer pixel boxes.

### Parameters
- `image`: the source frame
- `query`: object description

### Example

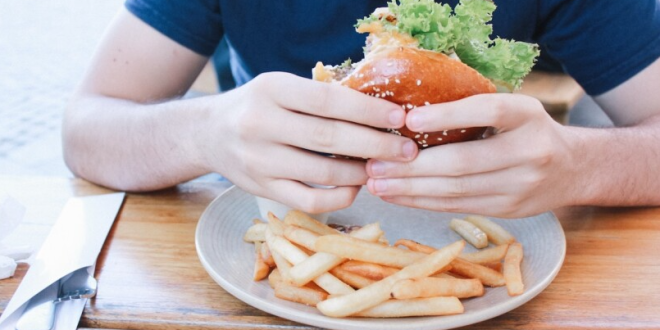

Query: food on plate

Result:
[450,218,488,248]
[464,215,516,245]
[313,0,539,148]
[503,242,524,296]
[242,209,526,318]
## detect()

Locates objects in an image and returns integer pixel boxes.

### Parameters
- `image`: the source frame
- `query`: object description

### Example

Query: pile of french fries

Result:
[243,210,524,318]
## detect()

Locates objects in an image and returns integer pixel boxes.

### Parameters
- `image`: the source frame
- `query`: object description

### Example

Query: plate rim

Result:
[195,185,566,330]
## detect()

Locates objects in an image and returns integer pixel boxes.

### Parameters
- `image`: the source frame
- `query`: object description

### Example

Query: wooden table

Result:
[1,176,659,329]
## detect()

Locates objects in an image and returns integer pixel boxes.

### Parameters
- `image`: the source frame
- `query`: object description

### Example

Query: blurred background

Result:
[0,0,612,179]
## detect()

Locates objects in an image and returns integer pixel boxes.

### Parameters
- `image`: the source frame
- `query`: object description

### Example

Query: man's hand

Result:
[365,93,580,218]
[202,72,416,214]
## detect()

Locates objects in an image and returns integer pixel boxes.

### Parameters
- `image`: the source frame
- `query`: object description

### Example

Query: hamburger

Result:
[313,0,540,148]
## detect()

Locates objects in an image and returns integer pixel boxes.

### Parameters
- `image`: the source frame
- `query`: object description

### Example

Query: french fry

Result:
[284,225,320,252]
[267,212,286,236]
[354,297,463,318]
[329,267,375,289]
[395,239,505,287]
[252,218,265,225]
[260,242,276,268]
[391,277,484,299]
[339,261,400,281]
[450,258,505,287]
[253,242,271,281]
[316,240,465,318]
[394,239,436,254]
[244,222,268,242]
[273,280,328,306]
[289,223,383,287]
[503,242,524,296]
[315,235,426,268]
[268,232,355,295]
[483,261,502,273]
[464,215,516,245]
[283,210,338,236]
[460,244,509,264]
[268,268,283,289]
[450,218,488,248]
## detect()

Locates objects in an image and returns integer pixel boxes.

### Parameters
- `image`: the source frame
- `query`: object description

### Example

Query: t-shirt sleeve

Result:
[536,0,660,95]
[125,0,224,57]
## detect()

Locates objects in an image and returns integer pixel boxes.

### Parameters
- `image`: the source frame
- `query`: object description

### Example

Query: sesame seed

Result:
[373,87,380,92]
[385,78,389,85]
[424,102,430,106]
[437,137,443,141]
[416,80,422,86]
[422,144,428,147]
[370,81,375,86]
[358,73,364,78]
[395,79,401,84]
[417,141,423,144]
[443,130,448,136]
[415,134,420,138]
[460,129,466,133]
[390,92,395,96]
[424,134,428,139]
[406,104,413,109]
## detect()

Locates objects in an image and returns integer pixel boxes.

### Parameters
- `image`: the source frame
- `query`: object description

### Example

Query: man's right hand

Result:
[200,72,417,213]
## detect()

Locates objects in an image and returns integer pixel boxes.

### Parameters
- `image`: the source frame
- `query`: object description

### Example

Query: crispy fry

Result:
[244,222,268,242]
[270,248,294,285]
[391,277,484,299]
[460,244,509,264]
[483,261,502,272]
[284,225,320,252]
[274,280,328,306]
[354,297,464,318]
[316,240,465,318]
[260,242,276,268]
[450,258,505,287]
[464,215,516,245]
[283,210,338,236]
[289,223,383,287]
[329,267,375,289]
[315,235,426,268]
[268,268,283,289]
[267,212,286,236]
[450,218,488,248]
[253,242,271,281]
[252,218,265,225]
[393,239,436,254]
[339,261,400,281]
[503,242,524,296]
[268,232,355,295]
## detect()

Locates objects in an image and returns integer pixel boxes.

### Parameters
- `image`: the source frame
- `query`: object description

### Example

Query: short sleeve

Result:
[125,0,224,56]
[536,0,660,95]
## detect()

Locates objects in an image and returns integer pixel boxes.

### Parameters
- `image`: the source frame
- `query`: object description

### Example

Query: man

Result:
[63,0,660,217]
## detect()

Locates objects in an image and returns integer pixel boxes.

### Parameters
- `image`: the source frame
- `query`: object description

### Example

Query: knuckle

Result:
[310,120,338,149]
[438,198,462,213]
[448,177,469,197]
[314,162,336,185]
[310,83,333,116]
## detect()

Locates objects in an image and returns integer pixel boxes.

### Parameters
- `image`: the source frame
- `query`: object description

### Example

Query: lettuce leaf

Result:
[356,0,540,90]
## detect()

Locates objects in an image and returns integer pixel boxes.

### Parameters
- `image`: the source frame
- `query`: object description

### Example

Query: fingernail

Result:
[373,179,388,193]
[403,141,416,160]
[389,110,404,127]
[370,161,385,176]
[408,112,423,131]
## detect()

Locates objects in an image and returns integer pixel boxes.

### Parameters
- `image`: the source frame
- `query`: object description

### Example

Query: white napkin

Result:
[0,195,31,280]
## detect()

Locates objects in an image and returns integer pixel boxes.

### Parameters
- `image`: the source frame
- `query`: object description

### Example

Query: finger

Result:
[380,195,520,218]
[261,72,406,129]
[274,111,418,161]
[366,171,508,198]
[265,179,361,214]
[406,93,543,133]
[367,133,521,178]
[266,146,369,186]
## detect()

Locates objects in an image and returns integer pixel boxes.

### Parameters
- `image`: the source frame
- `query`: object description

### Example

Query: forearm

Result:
[572,114,660,206]
[63,94,217,191]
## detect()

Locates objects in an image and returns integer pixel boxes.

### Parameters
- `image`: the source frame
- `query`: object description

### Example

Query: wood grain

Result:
[1,176,660,329]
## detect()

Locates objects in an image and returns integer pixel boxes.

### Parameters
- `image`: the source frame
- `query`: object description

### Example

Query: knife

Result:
[15,267,97,330]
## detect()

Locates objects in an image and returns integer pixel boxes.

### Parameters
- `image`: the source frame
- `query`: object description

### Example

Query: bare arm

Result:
[64,8,417,213]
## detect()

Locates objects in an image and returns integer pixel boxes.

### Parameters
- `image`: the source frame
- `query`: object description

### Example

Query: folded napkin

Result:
[0,195,31,280]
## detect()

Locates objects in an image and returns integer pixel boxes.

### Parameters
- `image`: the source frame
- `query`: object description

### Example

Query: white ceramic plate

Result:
[196,186,565,330]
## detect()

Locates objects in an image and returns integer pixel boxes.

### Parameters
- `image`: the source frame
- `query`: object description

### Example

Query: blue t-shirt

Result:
[125,0,660,96]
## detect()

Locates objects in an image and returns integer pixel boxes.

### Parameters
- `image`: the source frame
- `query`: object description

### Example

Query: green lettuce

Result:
[356,0,540,90]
